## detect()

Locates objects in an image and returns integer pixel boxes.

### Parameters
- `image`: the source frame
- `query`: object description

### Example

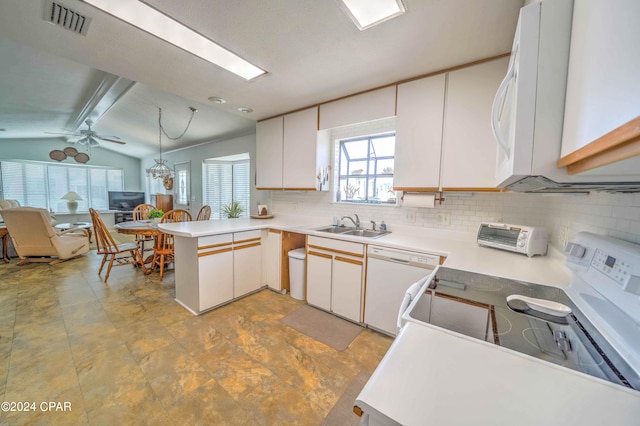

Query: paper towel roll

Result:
[403,193,436,208]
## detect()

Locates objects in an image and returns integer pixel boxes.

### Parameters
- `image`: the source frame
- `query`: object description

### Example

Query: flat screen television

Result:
[108,191,145,211]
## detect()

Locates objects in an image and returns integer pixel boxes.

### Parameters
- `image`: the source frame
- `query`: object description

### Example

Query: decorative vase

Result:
[67,200,78,214]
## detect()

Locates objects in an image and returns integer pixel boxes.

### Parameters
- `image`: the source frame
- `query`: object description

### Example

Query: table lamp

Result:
[61,191,83,214]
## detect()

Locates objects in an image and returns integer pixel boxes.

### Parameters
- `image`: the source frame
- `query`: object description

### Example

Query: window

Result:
[202,155,250,220]
[337,133,396,204]
[0,160,123,212]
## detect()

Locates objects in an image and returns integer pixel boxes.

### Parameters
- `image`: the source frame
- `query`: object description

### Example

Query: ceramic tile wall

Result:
[543,192,640,246]
[272,189,640,248]
[272,190,546,232]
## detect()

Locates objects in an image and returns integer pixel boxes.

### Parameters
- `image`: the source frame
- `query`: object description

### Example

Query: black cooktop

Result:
[406,267,640,390]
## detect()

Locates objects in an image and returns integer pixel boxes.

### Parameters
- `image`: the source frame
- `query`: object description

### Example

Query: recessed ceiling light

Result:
[337,0,406,31]
[208,97,226,104]
[238,107,253,114]
[82,0,267,81]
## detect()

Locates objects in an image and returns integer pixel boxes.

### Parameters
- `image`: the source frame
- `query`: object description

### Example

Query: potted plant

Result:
[222,201,245,219]
[147,209,164,224]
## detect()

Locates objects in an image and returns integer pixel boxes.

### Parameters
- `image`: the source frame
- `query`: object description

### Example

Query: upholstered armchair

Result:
[1,207,90,265]
[0,199,21,261]
[0,199,21,211]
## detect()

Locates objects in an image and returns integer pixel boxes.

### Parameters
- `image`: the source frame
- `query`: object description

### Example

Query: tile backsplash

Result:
[271,191,640,247]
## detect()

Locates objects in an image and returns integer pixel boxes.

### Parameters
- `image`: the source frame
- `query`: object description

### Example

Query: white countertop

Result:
[159,215,571,288]
[356,321,640,426]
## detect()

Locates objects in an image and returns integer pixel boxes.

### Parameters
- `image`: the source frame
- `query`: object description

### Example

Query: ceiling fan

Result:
[46,119,126,146]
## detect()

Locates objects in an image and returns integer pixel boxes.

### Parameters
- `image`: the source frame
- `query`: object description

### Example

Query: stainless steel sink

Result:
[343,229,390,238]
[315,226,390,238]
[315,226,354,234]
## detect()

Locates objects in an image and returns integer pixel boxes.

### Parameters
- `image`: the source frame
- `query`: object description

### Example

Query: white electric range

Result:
[355,232,640,425]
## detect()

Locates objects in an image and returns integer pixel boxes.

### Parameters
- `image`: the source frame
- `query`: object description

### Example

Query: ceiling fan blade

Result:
[99,137,127,145]
[45,131,81,137]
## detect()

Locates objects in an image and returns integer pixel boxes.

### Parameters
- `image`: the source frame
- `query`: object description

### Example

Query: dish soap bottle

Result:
[380,221,387,231]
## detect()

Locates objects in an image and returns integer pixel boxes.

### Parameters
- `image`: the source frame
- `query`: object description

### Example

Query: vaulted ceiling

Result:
[0,0,523,158]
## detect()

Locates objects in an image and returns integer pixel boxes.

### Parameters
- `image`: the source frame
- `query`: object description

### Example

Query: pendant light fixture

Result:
[146,106,197,180]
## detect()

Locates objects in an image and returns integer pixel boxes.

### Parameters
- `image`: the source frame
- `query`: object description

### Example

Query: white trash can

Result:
[288,248,306,300]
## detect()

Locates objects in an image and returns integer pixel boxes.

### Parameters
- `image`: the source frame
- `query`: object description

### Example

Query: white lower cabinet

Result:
[233,230,262,298]
[306,251,333,311]
[306,236,364,323]
[197,234,234,312]
[331,256,364,322]
[176,231,262,315]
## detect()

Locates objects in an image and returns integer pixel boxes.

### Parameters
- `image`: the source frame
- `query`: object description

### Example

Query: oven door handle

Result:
[397,277,430,334]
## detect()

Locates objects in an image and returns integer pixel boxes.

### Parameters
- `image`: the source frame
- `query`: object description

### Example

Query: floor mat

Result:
[321,370,371,426]
[280,305,363,351]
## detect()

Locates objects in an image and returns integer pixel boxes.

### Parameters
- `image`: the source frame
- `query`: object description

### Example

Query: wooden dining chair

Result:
[133,203,156,253]
[148,209,192,278]
[89,208,143,283]
[196,205,211,221]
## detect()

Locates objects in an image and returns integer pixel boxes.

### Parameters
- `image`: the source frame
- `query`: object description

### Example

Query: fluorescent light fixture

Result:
[337,0,406,31]
[82,0,267,80]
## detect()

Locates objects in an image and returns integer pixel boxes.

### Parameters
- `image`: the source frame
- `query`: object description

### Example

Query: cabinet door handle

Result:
[335,256,362,266]
[234,242,261,251]
[198,247,233,257]
[308,250,332,260]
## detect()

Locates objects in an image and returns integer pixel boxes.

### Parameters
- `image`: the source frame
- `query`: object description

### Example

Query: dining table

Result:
[114,220,162,268]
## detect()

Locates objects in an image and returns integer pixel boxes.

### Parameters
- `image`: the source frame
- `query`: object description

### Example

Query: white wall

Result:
[150,132,263,216]
[0,138,142,190]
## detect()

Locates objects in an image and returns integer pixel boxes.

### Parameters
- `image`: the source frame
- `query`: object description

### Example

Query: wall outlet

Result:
[405,210,416,222]
[436,212,451,226]
[558,225,568,247]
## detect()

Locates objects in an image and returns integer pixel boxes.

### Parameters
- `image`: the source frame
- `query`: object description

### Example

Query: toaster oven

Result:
[477,223,549,257]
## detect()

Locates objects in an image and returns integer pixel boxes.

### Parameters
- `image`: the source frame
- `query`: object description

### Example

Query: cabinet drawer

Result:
[198,234,233,251]
[234,230,261,243]
[307,235,364,257]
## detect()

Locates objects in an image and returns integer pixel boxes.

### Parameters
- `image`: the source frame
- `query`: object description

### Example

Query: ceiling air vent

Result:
[45,1,91,36]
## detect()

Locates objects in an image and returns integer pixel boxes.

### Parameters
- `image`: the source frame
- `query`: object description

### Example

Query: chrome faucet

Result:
[341,214,360,229]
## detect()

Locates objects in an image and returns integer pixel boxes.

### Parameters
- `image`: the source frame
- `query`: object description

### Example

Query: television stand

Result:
[114,211,134,224]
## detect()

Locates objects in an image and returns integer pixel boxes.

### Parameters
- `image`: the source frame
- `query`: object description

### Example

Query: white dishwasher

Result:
[365,245,440,336]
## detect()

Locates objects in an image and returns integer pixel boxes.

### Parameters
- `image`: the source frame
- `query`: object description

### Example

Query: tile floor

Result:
[0,250,392,425]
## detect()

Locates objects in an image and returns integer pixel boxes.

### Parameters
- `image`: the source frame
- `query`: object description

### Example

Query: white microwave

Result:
[477,223,549,257]
[492,0,574,190]
[491,0,640,193]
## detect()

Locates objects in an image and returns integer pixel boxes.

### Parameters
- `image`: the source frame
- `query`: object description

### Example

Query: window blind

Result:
[203,159,250,219]
[0,160,123,212]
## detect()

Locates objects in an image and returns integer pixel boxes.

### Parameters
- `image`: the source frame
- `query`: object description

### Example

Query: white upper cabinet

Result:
[319,86,396,130]
[394,74,446,190]
[560,0,640,175]
[441,57,508,189]
[256,116,283,189]
[256,106,328,190]
[283,107,319,189]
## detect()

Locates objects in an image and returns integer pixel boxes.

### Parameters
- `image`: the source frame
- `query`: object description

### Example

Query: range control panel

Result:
[592,249,632,287]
